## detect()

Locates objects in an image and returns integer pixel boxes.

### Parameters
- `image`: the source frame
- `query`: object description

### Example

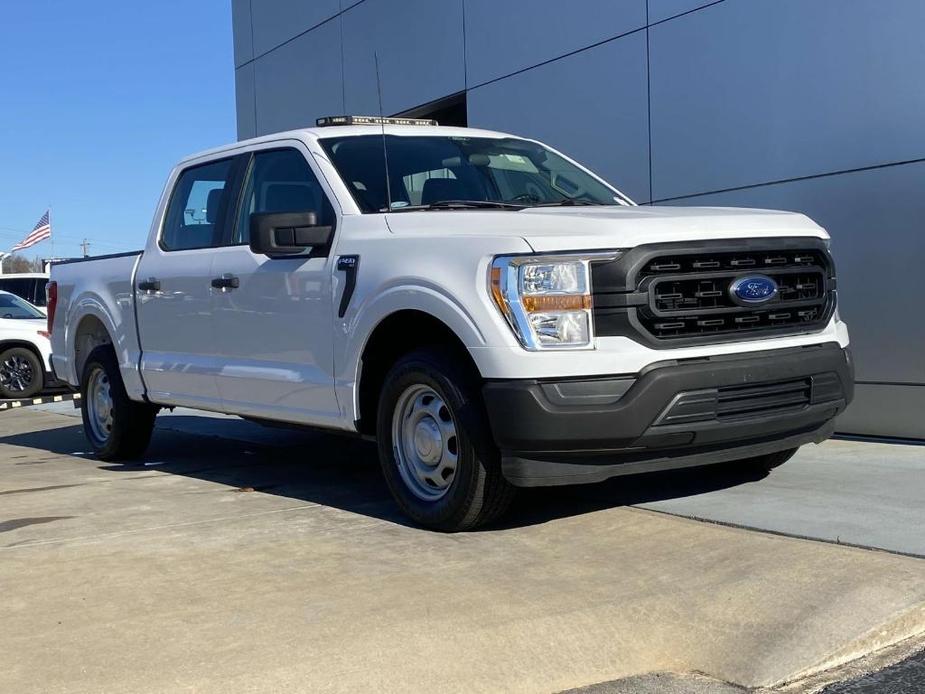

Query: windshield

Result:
[319,135,630,213]
[0,292,44,319]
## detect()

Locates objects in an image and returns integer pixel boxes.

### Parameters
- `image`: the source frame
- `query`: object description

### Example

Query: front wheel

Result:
[0,347,44,399]
[80,346,158,460]
[376,348,514,531]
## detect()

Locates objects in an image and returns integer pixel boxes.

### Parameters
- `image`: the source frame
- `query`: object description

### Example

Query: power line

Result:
[0,225,138,250]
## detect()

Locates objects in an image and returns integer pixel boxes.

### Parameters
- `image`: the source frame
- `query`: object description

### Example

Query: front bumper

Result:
[482,342,853,487]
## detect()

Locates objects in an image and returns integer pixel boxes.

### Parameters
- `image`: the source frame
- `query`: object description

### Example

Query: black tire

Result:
[80,346,158,461]
[376,348,515,531]
[0,347,44,399]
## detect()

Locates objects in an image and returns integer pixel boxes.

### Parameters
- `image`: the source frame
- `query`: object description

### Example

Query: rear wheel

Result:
[0,347,44,399]
[376,348,514,531]
[80,346,158,460]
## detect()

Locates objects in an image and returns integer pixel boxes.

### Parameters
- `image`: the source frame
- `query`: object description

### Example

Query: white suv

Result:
[0,290,53,399]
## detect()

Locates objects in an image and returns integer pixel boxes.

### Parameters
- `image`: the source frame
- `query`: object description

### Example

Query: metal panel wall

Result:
[648,0,925,200]
[468,33,651,203]
[341,0,466,116]
[252,19,344,135]
[249,0,341,57]
[464,0,646,86]
[235,63,257,140]
[647,0,717,23]
[233,0,925,438]
[231,0,253,67]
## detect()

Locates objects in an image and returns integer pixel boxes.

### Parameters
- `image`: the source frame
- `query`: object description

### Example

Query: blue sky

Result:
[0,1,236,260]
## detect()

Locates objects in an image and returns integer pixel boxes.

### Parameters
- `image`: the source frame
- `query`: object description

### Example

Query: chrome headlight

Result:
[489,252,621,350]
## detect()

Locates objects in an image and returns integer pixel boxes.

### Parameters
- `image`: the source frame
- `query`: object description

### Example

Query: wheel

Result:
[0,347,44,399]
[376,348,515,531]
[80,346,158,460]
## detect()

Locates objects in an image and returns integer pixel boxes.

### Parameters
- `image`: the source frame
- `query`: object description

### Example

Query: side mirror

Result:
[249,211,333,257]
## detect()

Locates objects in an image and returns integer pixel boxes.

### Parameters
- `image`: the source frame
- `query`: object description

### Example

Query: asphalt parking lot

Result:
[1,404,923,693]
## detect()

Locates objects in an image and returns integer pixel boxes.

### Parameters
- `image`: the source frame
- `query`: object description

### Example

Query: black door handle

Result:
[211,273,240,290]
[137,277,160,292]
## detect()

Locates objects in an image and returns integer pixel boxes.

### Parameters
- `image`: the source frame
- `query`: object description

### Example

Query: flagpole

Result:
[49,206,53,263]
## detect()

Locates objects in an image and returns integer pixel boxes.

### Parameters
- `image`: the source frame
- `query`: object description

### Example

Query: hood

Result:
[385,205,826,252]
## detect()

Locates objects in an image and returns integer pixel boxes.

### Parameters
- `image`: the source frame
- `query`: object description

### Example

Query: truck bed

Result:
[51,250,142,266]
[49,251,146,399]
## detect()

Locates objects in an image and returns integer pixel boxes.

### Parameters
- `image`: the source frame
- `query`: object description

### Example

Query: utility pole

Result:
[80,238,91,257]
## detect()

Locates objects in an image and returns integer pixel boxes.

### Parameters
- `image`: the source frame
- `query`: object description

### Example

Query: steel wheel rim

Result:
[0,354,35,393]
[391,384,459,501]
[86,366,114,444]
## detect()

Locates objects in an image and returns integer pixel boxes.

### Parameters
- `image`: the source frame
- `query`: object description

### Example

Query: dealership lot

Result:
[1,406,923,693]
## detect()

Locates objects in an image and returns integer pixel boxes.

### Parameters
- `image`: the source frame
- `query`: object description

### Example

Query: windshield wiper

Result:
[525,198,609,207]
[383,199,526,212]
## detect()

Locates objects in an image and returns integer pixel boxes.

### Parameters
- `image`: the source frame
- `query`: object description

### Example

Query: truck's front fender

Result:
[336,281,491,425]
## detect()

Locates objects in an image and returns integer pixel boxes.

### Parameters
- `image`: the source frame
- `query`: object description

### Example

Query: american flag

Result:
[12,211,52,251]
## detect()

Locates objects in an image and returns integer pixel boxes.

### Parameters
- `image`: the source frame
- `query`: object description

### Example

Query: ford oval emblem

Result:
[729,275,778,305]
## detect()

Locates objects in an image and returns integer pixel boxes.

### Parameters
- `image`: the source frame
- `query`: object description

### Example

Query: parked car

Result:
[0,272,49,307]
[47,117,853,530]
[0,290,53,398]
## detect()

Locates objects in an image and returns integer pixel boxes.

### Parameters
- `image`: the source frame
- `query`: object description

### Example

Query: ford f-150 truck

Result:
[48,117,853,530]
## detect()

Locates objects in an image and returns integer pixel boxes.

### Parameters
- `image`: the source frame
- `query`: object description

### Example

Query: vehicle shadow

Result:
[1,415,769,531]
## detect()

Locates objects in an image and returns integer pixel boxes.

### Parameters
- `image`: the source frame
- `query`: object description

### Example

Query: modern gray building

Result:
[232,0,924,439]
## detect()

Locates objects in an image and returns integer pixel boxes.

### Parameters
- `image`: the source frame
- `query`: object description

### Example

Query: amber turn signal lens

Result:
[490,267,505,311]
[522,294,591,312]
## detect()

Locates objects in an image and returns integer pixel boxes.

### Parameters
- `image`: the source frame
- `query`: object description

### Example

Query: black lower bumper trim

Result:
[503,421,834,487]
[483,342,853,487]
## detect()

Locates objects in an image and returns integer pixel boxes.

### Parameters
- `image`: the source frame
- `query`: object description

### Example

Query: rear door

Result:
[135,155,245,409]
[208,144,341,426]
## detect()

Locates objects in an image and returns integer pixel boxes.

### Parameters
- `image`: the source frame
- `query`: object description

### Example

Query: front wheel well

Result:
[357,310,481,436]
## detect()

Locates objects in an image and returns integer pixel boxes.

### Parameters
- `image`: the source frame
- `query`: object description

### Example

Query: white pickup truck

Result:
[48,117,853,530]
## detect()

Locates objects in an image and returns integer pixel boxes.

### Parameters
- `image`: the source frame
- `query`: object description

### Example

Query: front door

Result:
[135,156,242,410]
[209,146,340,426]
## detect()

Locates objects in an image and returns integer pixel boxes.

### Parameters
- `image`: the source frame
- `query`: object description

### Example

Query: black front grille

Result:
[592,238,836,347]
[715,378,812,421]
[655,377,813,426]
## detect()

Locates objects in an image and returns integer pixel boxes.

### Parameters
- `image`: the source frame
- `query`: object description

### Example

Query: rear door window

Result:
[161,158,236,251]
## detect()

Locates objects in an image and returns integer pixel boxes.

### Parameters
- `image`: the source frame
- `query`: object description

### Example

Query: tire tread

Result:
[80,346,157,460]
[376,347,514,531]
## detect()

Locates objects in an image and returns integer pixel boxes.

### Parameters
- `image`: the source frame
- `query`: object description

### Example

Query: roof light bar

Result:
[315,115,439,127]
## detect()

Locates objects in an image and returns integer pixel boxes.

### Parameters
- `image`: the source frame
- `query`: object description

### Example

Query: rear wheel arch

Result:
[73,314,113,381]
[356,310,482,437]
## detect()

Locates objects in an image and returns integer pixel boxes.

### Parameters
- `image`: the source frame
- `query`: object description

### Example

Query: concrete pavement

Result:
[36,400,925,557]
[637,438,925,557]
[1,408,924,693]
